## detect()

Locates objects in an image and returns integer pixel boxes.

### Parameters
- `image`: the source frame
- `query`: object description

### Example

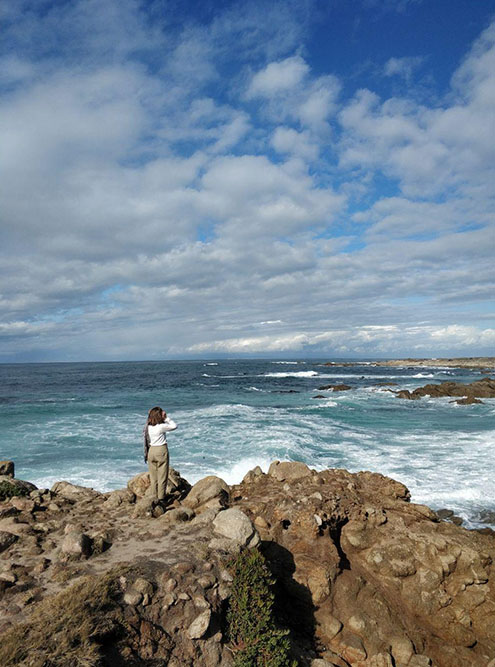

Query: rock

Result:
[10,496,35,512]
[313,394,326,399]
[61,530,92,558]
[132,497,156,518]
[124,589,143,606]
[187,608,211,639]
[159,507,195,524]
[133,578,154,597]
[183,476,230,513]
[51,481,101,502]
[396,390,420,400]
[268,460,313,481]
[0,531,18,553]
[436,508,454,520]
[390,636,414,665]
[317,384,351,391]
[211,508,260,549]
[104,488,136,507]
[318,614,342,641]
[242,466,264,484]
[396,377,495,402]
[452,396,484,405]
[0,461,14,478]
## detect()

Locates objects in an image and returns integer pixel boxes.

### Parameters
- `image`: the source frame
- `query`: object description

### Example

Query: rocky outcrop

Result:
[0,462,494,666]
[375,357,495,369]
[317,385,352,392]
[396,377,495,402]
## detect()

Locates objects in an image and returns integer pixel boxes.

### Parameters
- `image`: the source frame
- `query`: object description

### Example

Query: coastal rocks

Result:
[267,460,313,481]
[209,508,260,552]
[183,476,230,513]
[187,609,212,639]
[452,396,484,405]
[104,488,136,507]
[1,461,494,667]
[396,377,495,402]
[51,481,101,502]
[232,464,495,666]
[317,384,352,392]
[61,530,92,559]
[0,531,18,553]
[377,357,495,369]
[0,462,14,478]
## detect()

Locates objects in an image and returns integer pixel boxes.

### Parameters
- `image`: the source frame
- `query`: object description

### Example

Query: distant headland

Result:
[321,357,495,369]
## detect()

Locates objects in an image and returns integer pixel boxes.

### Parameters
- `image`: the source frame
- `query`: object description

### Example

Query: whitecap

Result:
[264,371,319,378]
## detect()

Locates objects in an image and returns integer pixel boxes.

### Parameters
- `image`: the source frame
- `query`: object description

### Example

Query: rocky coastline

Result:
[0,460,494,666]
[369,358,495,370]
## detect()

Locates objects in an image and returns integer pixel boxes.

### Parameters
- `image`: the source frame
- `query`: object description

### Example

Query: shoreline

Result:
[1,461,494,665]
[370,356,495,369]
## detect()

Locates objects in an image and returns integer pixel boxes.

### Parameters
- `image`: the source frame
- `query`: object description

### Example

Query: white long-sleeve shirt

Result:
[147,418,177,446]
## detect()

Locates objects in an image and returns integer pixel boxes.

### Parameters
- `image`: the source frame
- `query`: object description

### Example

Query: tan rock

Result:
[187,609,211,639]
[183,476,230,513]
[268,460,313,481]
[51,481,101,502]
[211,508,259,549]
[61,530,92,558]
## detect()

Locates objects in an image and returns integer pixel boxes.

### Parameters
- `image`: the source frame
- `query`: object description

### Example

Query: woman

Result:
[144,406,177,502]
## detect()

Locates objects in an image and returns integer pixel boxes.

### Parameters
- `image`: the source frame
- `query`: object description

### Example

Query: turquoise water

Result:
[1,360,494,528]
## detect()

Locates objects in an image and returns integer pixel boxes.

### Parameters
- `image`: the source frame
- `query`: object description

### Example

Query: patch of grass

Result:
[227,548,297,667]
[0,481,29,501]
[0,569,127,666]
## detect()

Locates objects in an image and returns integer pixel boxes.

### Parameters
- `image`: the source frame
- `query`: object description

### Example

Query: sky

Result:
[1,0,494,362]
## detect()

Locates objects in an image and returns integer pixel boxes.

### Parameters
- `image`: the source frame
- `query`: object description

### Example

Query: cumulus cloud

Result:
[0,1,494,361]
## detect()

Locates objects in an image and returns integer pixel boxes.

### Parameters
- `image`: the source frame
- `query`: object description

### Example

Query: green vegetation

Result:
[0,481,29,501]
[227,548,297,667]
[0,571,124,666]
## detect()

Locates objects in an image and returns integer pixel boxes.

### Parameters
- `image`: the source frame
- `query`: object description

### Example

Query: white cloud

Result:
[0,2,494,361]
[246,56,309,98]
[384,56,425,81]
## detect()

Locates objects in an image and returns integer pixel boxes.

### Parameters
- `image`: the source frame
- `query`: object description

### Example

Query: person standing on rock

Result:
[144,406,177,502]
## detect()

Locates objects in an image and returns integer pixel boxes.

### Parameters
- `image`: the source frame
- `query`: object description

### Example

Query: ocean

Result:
[1,359,494,529]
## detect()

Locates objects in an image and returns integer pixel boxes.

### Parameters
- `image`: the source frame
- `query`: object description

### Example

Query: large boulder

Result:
[127,468,191,499]
[51,481,101,502]
[182,476,230,513]
[61,530,92,559]
[210,508,260,551]
[268,460,313,482]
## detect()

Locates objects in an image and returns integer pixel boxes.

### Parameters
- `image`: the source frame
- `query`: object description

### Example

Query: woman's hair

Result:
[147,406,165,426]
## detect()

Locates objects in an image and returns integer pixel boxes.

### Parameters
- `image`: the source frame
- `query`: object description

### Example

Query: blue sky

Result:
[1,0,494,361]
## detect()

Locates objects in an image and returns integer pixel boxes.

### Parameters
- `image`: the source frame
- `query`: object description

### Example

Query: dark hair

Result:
[147,406,165,426]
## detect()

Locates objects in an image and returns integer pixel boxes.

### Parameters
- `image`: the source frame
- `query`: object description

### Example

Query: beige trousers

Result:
[147,445,169,501]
